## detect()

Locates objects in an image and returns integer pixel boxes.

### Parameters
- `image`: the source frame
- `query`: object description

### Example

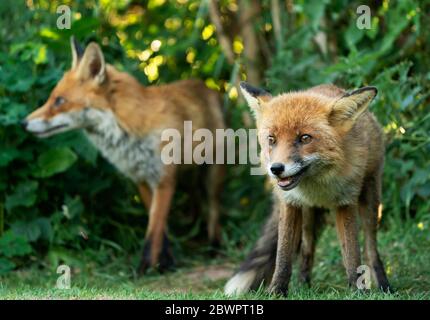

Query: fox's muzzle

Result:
[270,163,284,176]
[268,161,308,190]
[24,118,69,138]
[267,155,320,191]
[268,161,304,179]
[23,112,77,138]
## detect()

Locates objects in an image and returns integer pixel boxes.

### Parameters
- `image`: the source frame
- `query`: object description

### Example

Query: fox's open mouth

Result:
[28,124,69,137]
[277,166,309,191]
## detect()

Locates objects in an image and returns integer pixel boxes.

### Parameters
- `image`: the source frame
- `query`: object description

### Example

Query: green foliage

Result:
[0,231,32,274]
[32,147,78,178]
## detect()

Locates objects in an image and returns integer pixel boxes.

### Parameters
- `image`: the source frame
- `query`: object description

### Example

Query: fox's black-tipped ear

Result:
[239,82,272,117]
[70,36,84,69]
[76,42,106,84]
[330,86,377,129]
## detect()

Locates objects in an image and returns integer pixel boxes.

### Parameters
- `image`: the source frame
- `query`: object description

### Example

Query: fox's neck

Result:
[84,108,127,145]
[99,65,156,135]
[83,108,163,188]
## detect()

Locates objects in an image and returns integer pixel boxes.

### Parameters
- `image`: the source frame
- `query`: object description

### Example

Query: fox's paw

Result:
[268,283,289,297]
[299,270,312,287]
[157,245,175,273]
[207,238,221,257]
[137,255,151,275]
[137,235,175,275]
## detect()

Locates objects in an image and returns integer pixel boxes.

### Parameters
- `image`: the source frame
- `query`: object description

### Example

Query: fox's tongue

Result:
[278,177,293,188]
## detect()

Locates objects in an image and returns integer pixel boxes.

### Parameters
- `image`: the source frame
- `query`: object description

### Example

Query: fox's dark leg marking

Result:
[269,204,302,296]
[359,175,391,292]
[139,233,175,274]
[158,233,175,271]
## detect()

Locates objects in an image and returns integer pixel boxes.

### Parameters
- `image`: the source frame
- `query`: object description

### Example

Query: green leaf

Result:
[47,248,83,269]
[69,18,100,37]
[11,220,40,242]
[32,147,78,178]
[0,258,15,275]
[34,45,48,65]
[63,196,84,220]
[0,147,20,167]
[0,102,28,126]
[10,217,52,243]
[0,231,32,257]
[36,217,53,242]
[50,131,98,165]
[7,78,35,93]
[5,180,38,211]
[303,0,328,31]
[344,20,364,51]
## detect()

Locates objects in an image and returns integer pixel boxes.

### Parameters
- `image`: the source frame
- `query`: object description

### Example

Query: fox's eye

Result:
[268,135,276,145]
[299,134,312,144]
[54,96,66,107]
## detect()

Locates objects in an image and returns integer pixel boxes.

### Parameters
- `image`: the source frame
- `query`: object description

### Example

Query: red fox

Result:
[225,82,391,296]
[23,37,226,273]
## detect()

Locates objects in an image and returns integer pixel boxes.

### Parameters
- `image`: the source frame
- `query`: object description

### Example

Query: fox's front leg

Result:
[335,205,361,288]
[138,169,176,274]
[299,207,316,286]
[138,183,152,210]
[269,204,302,296]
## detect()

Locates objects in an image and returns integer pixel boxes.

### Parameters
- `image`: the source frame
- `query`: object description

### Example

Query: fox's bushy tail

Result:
[224,205,279,296]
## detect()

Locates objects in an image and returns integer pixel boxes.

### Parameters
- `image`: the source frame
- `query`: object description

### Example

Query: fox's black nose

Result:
[21,120,28,129]
[270,163,284,176]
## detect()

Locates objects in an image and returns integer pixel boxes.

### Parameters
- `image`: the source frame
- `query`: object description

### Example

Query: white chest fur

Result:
[83,108,163,189]
[280,175,359,209]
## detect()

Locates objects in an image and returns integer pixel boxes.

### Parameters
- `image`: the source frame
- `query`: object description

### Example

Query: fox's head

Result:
[240,82,377,191]
[23,37,112,138]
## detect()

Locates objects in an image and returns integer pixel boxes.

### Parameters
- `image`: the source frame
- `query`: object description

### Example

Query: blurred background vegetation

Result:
[0,0,429,295]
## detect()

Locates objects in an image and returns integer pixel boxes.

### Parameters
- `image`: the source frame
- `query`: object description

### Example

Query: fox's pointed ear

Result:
[76,42,106,84]
[239,82,272,117]
[70,36,84,69]
[330,86,377,129]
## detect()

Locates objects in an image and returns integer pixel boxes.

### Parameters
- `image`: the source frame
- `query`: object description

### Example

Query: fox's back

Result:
[105,68,225,136]
[145,79,225,132]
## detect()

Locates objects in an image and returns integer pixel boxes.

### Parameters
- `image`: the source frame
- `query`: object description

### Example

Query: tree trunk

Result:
[239,0,263,85]
[208,0,235,64]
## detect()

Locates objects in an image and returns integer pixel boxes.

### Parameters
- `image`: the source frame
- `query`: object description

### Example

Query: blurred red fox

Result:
[225,82,391,296]
[23,37,225,273]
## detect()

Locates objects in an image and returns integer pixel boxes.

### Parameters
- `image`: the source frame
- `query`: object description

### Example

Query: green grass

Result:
[0,217,429,300]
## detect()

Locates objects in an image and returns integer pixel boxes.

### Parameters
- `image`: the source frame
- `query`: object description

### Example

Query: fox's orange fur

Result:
[225,82,390,296]
[24,38,225,272]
